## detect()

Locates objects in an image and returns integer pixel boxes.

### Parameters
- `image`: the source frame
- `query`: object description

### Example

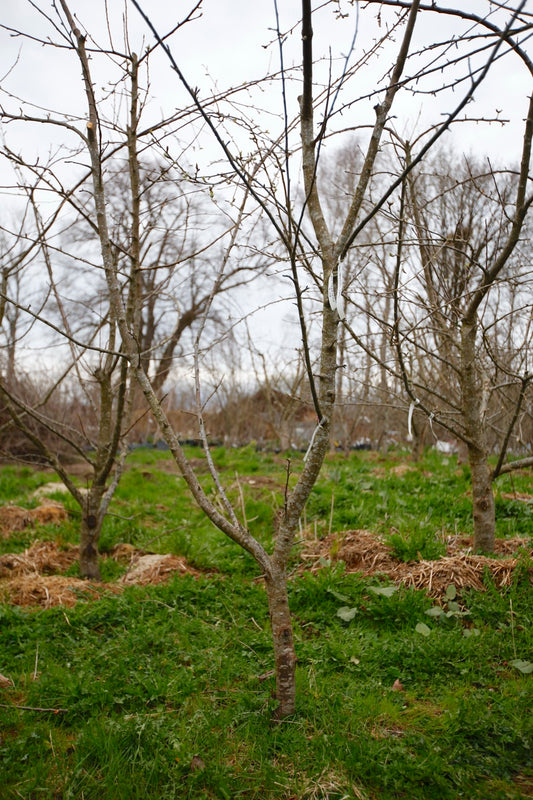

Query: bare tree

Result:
[393,147,533,551]
[0,189,136,579]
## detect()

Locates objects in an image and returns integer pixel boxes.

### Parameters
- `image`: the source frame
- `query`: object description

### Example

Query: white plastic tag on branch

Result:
[407,399,419,442]
[337,260,345,320]
[327,267,345,320]
[328,273,337,312]
[304,418,324,462]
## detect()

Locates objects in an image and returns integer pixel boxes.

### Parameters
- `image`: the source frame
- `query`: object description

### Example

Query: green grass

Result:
[0,447,532,798]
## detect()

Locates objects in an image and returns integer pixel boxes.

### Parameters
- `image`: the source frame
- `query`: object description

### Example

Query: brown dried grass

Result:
[0,506,34,535]
[0,503,68,537]
[120,553,201,586]
[500,492,533,503]
[299,529,532,598]
[0,540,78,578]
[0,540,200,607]
[2,575,121,608]
[30,505,68,525]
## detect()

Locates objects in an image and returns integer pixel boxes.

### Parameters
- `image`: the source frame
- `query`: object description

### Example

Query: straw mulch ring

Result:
[120,553,201,586]
[4,575,122,608]
[0,540,201,607]
[0,540,117,607]
[299,529,532,598]
[0,540,79,578]
[0,503,68,537]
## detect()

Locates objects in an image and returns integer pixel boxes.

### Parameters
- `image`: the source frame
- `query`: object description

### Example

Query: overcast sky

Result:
[1,1,531,364]
[1,0,531,164]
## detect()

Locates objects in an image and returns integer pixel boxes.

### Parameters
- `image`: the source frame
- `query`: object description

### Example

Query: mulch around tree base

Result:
[0,530,530,607]
[298,529,532,597]
[0,541,201,608]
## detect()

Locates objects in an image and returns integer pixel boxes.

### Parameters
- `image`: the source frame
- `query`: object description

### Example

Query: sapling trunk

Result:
[78,489,106,580]
[265,570,297,718]
[79,512,103,580]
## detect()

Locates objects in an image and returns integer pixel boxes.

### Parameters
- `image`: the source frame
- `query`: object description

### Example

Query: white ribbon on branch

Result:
[407,398,420,442]
[327,263,345,320]
[304,418,325,462]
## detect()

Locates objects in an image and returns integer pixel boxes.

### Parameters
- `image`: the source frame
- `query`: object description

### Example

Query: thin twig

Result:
[33,643,39,681]
[0,703,68,713]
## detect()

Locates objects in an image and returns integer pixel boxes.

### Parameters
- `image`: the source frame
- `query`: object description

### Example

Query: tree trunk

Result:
[468,445,496,552]
[461,316,496,552]
[79,493,104,579]
[265,570,296,719]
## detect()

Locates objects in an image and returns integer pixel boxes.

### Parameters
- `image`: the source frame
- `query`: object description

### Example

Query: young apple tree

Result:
[394,142,532,552]
[0,5,263,577]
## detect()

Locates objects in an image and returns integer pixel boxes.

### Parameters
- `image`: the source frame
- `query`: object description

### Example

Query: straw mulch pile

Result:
[3,575,122,609]
[0,503,68,537]
[0,539,114,608]
[0,539,202,607]
[120,553,201,586]
[0,540,79,578]
[299,529,532,598]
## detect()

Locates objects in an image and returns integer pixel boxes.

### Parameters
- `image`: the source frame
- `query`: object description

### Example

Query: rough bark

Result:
[79,513,103,580]
[265,570,297,718]
[468,445,496,553]
[461,316,495,552]
[78,489,106,579]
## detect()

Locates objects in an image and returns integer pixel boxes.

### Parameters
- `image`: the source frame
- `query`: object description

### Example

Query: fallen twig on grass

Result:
[0,703,68,713]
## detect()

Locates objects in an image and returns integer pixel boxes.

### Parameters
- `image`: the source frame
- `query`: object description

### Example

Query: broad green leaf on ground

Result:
[511,659,533,674]
[416,622,431,637]
[445,584,457,601]
[337,606,358,622]
[369,586,397,598]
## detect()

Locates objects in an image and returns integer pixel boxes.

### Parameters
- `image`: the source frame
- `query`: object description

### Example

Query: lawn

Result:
[0,447,531,799]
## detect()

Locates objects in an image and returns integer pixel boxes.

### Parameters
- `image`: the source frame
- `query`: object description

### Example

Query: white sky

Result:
[1,0,532,366]
[1,1,531,160]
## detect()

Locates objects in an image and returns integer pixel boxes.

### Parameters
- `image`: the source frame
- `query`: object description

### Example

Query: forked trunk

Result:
[468,445,496,553]
[265,571,296,719]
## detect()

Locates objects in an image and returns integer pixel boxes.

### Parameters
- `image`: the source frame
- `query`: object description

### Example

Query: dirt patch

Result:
[233,474,281,492]
[390,464,416,477]
[120,553,201,586]
[371,463,417,479]
[299,529,532,597]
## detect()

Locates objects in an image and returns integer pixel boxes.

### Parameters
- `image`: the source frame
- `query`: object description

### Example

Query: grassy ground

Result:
[0,447,532,799]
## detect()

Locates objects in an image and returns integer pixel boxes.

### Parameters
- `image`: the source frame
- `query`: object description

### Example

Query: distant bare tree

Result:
[394,147,533,551]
